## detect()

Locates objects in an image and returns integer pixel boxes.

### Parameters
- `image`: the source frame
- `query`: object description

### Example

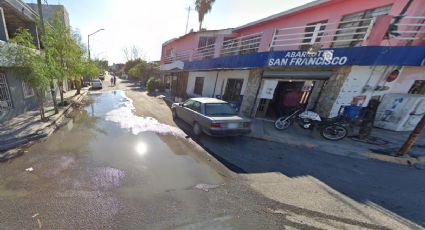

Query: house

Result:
[160,0,425,130]
[0,0,40,122]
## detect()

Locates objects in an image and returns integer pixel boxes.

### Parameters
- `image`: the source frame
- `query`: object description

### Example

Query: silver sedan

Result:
[171,98,251,136]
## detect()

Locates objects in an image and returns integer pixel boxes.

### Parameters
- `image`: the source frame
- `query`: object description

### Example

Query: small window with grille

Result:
[0,73,13,110]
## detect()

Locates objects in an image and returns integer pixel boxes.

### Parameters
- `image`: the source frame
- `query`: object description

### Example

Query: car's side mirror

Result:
[179,102,184,107]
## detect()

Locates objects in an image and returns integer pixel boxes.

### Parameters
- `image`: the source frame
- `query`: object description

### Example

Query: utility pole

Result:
[185,6,191,34]
[37,0,58,114]
[88,29,104,61]
[397,114,425,156]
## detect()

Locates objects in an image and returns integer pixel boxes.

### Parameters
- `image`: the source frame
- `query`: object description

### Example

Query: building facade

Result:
[160,0,425,131]
[0,0,40,122]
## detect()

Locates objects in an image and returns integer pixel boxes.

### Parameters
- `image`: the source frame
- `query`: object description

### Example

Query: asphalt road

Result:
[0,75,424,229]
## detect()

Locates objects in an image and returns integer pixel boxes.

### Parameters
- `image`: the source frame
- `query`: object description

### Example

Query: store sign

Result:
[268,49,348,67]
[184,46,425,71]
[259,80,278,99]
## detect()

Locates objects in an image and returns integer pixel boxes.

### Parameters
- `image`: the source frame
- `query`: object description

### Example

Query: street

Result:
[0,75,424,229]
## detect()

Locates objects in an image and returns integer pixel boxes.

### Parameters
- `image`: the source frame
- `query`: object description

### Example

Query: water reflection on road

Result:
[0,90,225,229]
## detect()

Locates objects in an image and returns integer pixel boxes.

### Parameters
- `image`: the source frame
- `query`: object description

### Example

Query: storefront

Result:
[254,70,333,119]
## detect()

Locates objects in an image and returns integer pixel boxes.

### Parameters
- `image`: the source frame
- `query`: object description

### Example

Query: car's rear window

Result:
[205,103,237,116]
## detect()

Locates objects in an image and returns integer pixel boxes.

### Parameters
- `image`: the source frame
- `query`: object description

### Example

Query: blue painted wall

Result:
[184,46,425,71]
[0,68,39,123]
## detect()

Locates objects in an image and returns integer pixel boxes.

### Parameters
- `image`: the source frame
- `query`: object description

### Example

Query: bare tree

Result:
[122,45,144,61]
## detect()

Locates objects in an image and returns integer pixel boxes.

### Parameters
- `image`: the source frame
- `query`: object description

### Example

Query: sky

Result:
[26,0,314,64]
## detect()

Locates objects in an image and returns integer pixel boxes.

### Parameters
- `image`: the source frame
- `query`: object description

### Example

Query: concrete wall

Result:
[329,66,425,116]
[234,0,424,50]
[0,68,38,122]
[186,70,250,98]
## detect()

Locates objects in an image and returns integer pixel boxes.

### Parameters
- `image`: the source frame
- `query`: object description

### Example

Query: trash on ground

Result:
[194,183,223,192]
[32,213,39,218]
[25,167,34,172]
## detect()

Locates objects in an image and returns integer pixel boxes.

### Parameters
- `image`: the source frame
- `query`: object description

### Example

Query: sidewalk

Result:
[247,119,425,166]
[0,88,88,161]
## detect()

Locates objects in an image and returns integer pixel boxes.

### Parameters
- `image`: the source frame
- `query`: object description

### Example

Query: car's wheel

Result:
[192,122,202,137]
[172,109,178,119]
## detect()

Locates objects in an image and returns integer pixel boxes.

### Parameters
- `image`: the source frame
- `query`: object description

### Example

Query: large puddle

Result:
[0,91,223,199]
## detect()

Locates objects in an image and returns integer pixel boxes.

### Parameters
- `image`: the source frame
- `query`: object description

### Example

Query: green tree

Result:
[1,28,50,120]
[195,0,216,31]
[46,12,77,105]
[93,59,108,72]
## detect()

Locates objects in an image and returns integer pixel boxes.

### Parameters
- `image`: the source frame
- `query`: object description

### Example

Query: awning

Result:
[262,71,333,80]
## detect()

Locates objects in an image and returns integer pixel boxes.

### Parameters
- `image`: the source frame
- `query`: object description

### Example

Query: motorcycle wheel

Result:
[275,117,293,130]
[320,125,347,141]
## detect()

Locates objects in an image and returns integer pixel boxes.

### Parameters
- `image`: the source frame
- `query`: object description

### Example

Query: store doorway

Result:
[223,79,243,101]
[256,80,315,119]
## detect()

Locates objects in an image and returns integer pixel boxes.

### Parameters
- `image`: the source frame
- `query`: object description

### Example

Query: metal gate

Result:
[0,73,13,110]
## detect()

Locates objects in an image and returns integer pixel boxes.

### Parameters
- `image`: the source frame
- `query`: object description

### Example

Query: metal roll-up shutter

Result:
[262,71,333,80]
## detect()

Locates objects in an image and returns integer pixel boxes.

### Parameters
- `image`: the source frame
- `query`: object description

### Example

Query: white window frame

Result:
[22,81,35,98]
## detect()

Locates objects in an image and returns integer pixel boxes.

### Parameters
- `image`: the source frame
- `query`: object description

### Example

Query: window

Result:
[332,5,392,48]
[300,20,328,50]
[191,101,202,113]
[198,36,216,48]
[194,77,204,95]
[409,80,425,95]
[183,100,195,108]
[198,37,216,59]
[205,103,237,116]
[165,48,174,57]
[0,73,13,110]
[22,82,35,98]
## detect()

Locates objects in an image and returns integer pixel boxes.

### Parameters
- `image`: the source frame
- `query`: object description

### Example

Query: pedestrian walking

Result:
[113,76,117,86]
[110,76,113,86]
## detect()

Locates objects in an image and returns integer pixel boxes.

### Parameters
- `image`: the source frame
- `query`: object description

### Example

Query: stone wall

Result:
[314,66,352,117]
[239,69,262,117]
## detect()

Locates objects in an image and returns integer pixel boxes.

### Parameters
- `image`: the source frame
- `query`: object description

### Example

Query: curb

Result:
[0,90,88,162]
[245,133,424,168]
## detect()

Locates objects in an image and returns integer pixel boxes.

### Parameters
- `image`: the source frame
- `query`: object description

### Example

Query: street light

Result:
[88,28,105,61]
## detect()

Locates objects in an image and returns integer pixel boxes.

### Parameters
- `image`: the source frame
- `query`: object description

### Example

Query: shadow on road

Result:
[171,110,424,228]
[196,134,425,227]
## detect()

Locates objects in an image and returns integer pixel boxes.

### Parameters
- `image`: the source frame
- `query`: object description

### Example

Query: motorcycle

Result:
[274,107,348,141]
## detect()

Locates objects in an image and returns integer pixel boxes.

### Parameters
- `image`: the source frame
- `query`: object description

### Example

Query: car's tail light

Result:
[243,122,251,128]
[211,123,222,128]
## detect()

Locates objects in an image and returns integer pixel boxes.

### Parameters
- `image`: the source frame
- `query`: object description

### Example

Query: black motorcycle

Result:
[274,107,348,141]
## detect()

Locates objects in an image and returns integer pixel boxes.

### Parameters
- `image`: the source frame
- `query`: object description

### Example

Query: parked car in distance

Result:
[91,79,103,90]
[171,98,251,136]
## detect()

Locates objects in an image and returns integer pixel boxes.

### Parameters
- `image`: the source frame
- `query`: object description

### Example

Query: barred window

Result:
[0,73,13,110]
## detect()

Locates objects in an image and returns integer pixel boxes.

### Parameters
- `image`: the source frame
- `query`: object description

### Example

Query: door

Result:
[223,79,244,102]
[177,100,194,123]
[187,101,202,125]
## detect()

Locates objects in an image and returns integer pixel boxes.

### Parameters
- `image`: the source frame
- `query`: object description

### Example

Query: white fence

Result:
[388,15,425,42]
[220,33,263,56]
[163,50,192,63]
[270,17,376,49]
[192,43,216,60]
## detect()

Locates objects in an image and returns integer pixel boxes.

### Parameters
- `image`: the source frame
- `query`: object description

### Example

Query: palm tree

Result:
[195,0,216,31]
